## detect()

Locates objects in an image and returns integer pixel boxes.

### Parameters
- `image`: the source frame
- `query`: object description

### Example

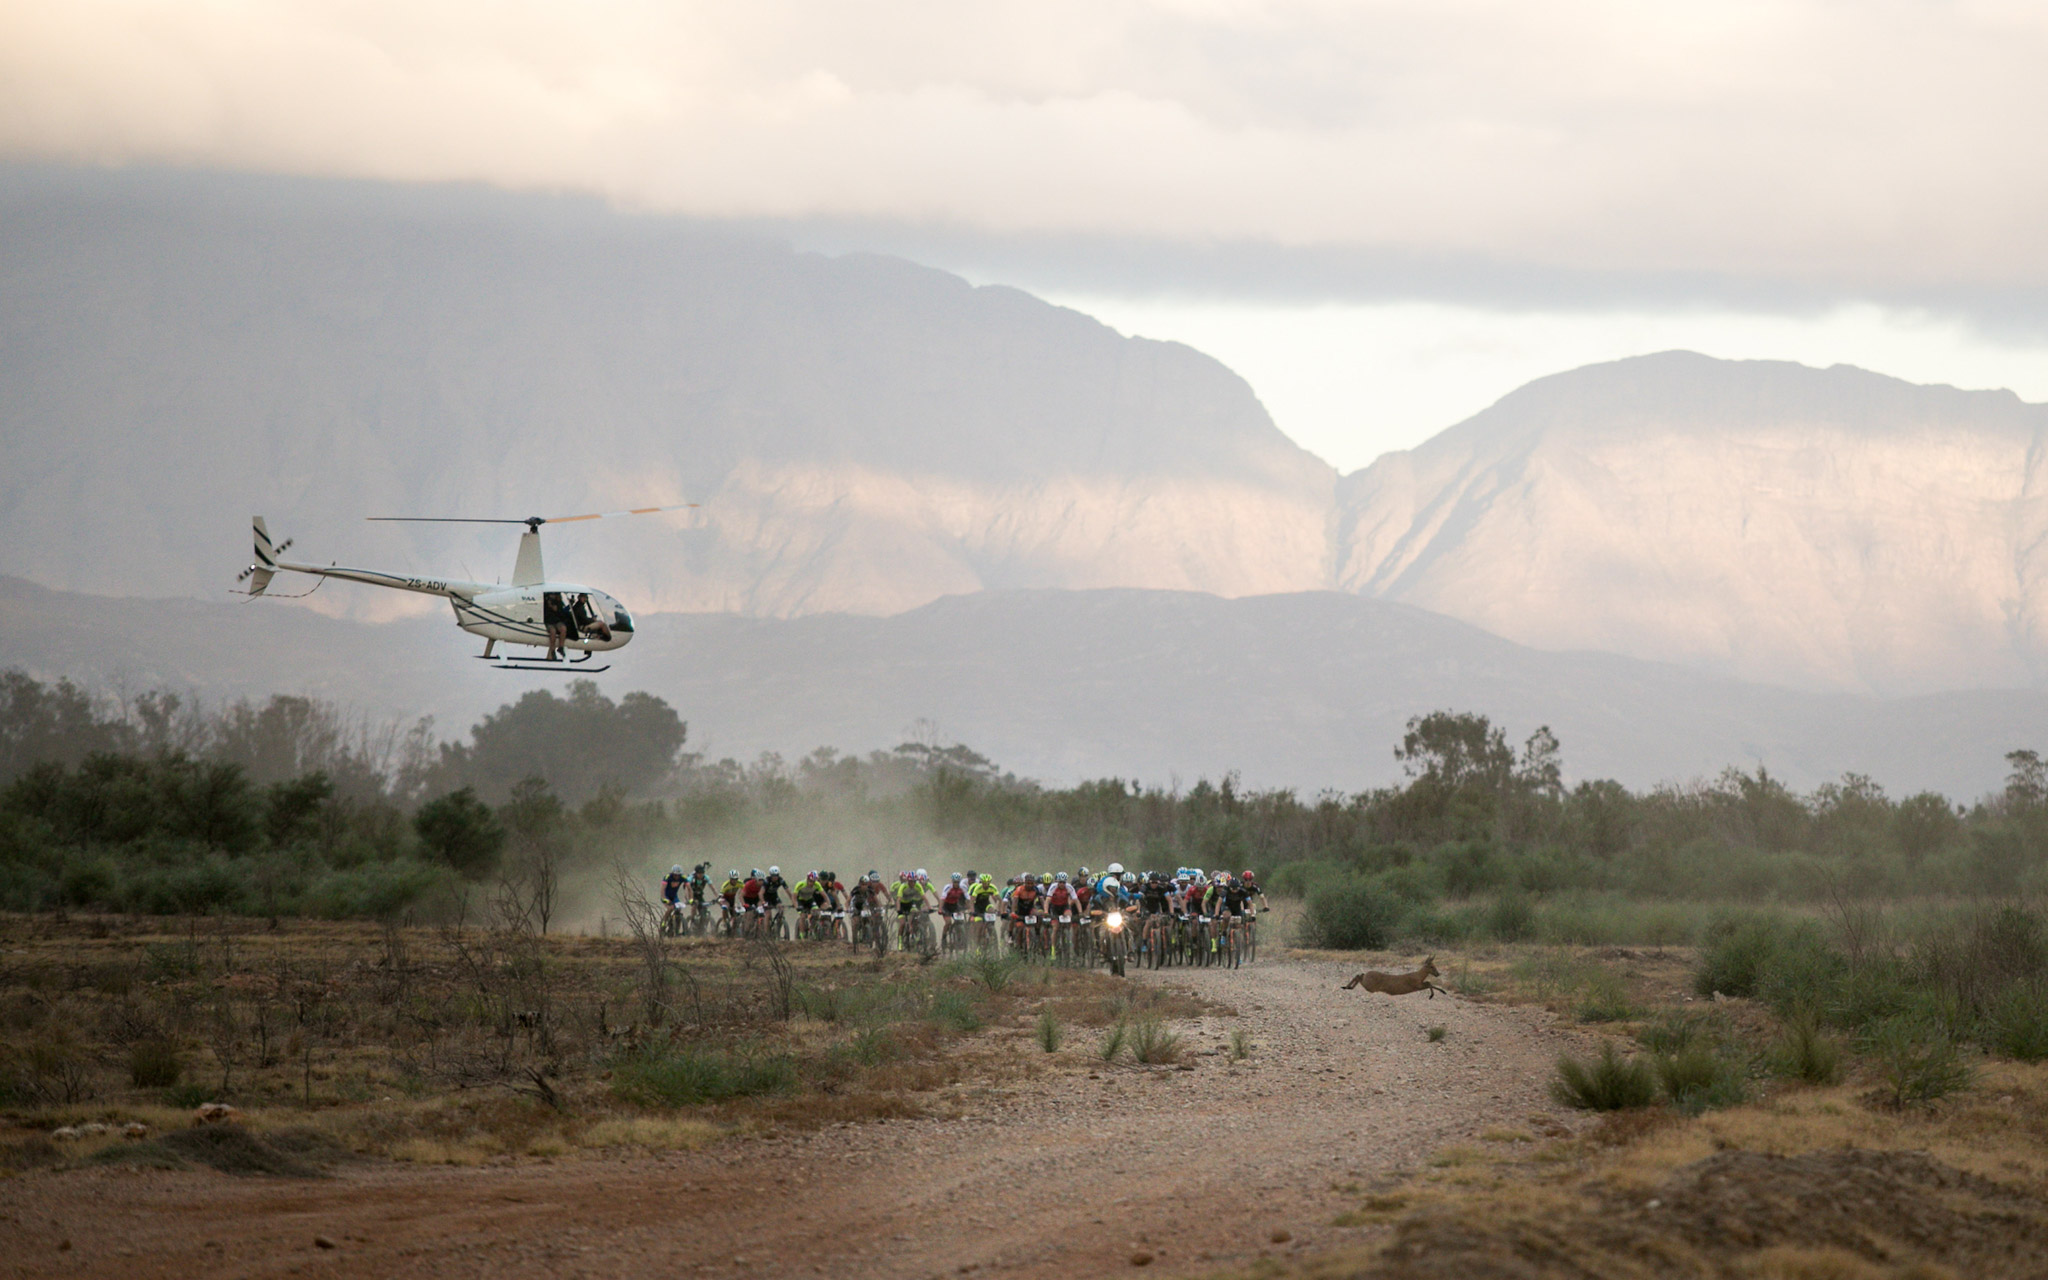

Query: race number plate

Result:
[984,912,996,922]
[1060,913,1073,923]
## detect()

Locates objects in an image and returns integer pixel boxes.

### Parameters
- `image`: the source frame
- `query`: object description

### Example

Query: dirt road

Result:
[5,956,1597,1279]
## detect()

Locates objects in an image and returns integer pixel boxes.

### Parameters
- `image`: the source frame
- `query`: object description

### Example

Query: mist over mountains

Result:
[5,164,2048,794]
[6,574,2040,801]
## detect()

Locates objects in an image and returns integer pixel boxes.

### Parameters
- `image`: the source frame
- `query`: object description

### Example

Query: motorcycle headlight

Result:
[1105,911,1124,933]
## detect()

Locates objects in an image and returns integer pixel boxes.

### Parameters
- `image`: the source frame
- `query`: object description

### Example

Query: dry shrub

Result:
[1130,1016,1182,1065]
[581,1116,720,1151]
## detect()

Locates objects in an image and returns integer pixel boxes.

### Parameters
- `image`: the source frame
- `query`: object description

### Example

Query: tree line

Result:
[3,670,2044,924]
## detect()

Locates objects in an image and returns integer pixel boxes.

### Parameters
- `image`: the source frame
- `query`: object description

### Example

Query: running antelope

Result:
[1341,957,1446,998]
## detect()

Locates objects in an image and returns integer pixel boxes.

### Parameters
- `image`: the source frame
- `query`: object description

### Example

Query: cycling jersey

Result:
[661,873,684,904]
[1011,886,1040,917]
[1047,886,1074,914]
[941,884,966,911]
[795,881,826,908]
[688,872,709,904]
[741,877,764,905]
[762,874,789,906]
[720,877,742,903]
[970,886,998,912]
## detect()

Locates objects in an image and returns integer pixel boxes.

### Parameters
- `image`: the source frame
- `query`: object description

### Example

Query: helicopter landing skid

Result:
[478,651,609,673]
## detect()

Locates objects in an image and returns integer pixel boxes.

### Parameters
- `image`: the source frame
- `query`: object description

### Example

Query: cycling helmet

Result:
[1078,866,1091,879]
[917,869,930,882]
[671,865,684,875]
[768,865,780,876]
[750,867,762,877]
[1121,872,1136,886]
[1023,873,1037,884]
[1106,862,1124,876]
[950,872,963,882]
[728,869,740,879]
[1242,870,1257,881]
[804,871,818,881]
[1055,871,1069,883]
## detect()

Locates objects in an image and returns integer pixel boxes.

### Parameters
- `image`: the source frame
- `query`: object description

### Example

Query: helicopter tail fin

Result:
[239,516,279,596]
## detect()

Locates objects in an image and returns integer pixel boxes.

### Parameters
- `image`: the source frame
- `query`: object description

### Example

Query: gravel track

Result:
[4,955,1597,1279]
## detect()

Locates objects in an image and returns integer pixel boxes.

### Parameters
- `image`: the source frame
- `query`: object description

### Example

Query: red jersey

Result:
[741,877,763,904]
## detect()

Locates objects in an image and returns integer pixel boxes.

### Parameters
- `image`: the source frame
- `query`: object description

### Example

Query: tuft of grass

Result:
[1574,970,1638,1023]
[1426,1025,1447,1043]
[1652,1046,1749,1115]
[610,1045,797,1107]
[163,1082,214,1109]
[1984,981,2048,1062]
[94,1125,321,1177]
[1035,1010,1063,1053]
[1099,1021,1129,1062]
[1769,1014,1844,1084]
[965,951,1020,993]
[1865,1016,1974,1108]
[1230,1027,1253,1059]
[1551,1042,1657,1111]
[928,988,985,1033]
[1636,1010,1717,1055]
[580,1117,720,1151]
[129,1040,183,1089]
[1130,1016,1183,1065]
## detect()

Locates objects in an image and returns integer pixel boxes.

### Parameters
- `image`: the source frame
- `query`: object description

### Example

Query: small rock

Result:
[314,1236,336,1250]
[1270,1230,1292,1244]
[50,1126,79,1141]
[123,1123,150,1141]
[194,1102,242,1125]
[1130,1251,1154,1267]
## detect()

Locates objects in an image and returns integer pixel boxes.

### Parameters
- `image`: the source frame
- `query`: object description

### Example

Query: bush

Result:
[928,989,984,1033]
[610,1045,796,1107]
[1130,1016,1183,1065]
[1298,878,1398,950]
[1865,1017,1974,1108]
[1984,981,2048,1062]
[413,788,505,877]
[128,1040,182,1088]
[1484,891,1536,943]
[1694,915,1790,998]
[1636,1010,1718,1055]
[1574,970,1638,1023]
[1653,1046,1748,1115]
[1769,1014,1843,1084]
[1035,1010,1062,1053]
[1551,1042,1656,1111]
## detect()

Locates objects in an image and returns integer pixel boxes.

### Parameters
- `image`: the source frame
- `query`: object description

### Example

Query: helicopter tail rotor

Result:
[235,516,289,596]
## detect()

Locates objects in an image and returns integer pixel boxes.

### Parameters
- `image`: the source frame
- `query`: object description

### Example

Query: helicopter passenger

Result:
[542,592,569,661]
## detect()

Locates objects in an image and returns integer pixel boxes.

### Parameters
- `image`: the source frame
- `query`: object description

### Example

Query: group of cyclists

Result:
[658,861,1271,970]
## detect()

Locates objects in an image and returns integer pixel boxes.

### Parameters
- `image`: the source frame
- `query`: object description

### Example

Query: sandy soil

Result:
[2,956,1600,1280]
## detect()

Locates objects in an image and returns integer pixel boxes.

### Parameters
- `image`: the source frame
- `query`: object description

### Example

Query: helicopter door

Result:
[570,593,611,641]
[543,591,572,639]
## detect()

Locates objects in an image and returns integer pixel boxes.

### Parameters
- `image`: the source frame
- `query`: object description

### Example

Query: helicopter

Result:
[236,507,691,671]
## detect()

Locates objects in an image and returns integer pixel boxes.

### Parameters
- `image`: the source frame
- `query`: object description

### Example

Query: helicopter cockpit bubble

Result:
[594,590,633,634]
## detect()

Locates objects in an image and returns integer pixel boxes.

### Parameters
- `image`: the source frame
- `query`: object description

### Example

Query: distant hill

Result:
[1336,352,2048,694]
[0,165,1332,620]
[5,576,2040,800]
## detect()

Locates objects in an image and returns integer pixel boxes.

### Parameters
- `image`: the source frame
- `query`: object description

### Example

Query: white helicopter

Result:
[236,507,690,671]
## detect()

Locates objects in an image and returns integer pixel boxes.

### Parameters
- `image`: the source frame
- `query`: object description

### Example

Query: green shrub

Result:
[1130,1016,1183,1065]
[1574,970,1638,1023]
[1653,1046,1748,1115]
[610,1045,796,1107]
[1769,1014,1843,1084]
[1484,891,1536,943]
[1035,1010,1062,1053]
[1425,1025,1447,1043]
[928,989,984,1033]
[1865,1017,1974,1108]
[1099,1022,1128,1062]
[1298,878,1397,950]
[128,1040,182,1089]
[964,950,1020,993]
[1636,1010,1718,1055]
[1984,981,2048,1062]
[1552,1042,1657,1111]
[1694,915,1790,998]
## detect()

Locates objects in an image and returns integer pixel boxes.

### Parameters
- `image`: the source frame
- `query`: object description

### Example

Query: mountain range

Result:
[5,164,2048,790]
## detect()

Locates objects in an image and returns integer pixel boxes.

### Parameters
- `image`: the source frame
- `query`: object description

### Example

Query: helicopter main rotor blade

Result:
[544,504,698,523]
[366,517,537,524]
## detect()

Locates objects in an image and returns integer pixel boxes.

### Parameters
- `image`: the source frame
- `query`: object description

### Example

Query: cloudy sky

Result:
[5,0,2046,468]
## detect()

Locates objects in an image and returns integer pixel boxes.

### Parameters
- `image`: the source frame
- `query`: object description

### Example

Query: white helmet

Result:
[728,869,740,878]
[1106,862,1124,876]
[768,865,780,875]
[671,865,684,875]
[1056,871,1069,882]
[950,872,962,882]
[916,868,929,880]
[750,868,762,877]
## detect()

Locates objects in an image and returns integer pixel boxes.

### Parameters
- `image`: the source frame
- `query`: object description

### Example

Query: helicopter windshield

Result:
[596,591,632,633]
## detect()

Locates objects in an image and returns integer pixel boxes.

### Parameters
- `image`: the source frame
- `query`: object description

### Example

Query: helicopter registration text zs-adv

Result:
[236,506,691,672]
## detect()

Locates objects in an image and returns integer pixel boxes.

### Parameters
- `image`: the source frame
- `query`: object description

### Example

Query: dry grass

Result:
[0,913,1223,1175]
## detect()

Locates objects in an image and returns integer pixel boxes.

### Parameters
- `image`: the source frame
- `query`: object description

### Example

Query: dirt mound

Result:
[1371,1149,2048,1279]
[86,1124,326,1177]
